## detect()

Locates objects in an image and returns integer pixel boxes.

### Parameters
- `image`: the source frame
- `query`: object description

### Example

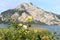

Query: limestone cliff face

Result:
[0,14,2,23]
[1,3,60,25]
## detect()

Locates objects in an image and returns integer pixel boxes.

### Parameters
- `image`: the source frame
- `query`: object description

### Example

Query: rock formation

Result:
[1,2,60,25]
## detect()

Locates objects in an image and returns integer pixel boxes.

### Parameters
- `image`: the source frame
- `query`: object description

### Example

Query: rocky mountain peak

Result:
[15,2,34,10]
[1,2,60,25]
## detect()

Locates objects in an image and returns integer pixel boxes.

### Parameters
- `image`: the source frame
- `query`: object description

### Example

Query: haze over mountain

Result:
[1,3,60,25]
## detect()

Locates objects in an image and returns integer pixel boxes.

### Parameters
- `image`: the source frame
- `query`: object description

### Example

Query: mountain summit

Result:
[1,2,60,25]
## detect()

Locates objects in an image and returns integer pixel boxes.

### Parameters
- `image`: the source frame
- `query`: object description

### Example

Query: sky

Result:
[0,0,60,15]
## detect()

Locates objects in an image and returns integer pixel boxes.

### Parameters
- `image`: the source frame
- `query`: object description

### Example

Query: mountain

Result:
[56,15,60,19]
[0,14,3,23]
[1,2,60,25]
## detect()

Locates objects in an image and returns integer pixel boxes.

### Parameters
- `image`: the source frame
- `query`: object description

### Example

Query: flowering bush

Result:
[0,28,51,40]
[0,16,60,40]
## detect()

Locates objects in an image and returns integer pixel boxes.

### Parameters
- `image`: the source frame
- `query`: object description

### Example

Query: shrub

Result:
[0,28,51,40]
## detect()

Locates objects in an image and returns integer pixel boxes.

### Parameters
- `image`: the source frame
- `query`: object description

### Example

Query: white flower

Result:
[18,23,23,27]
[23,25,27,29]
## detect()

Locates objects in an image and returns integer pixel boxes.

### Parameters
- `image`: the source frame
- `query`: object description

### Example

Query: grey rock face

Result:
[0,14,2,22]
[1,3,60,25]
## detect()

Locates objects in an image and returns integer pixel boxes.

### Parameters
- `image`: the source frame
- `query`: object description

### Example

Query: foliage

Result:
[0,28,51,40]
[0,16,60,40]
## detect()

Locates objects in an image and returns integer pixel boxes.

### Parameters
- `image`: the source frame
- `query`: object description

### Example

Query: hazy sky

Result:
[0,0,60,15]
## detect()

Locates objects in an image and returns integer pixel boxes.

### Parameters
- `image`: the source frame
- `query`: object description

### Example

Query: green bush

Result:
[0,27,52,40]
